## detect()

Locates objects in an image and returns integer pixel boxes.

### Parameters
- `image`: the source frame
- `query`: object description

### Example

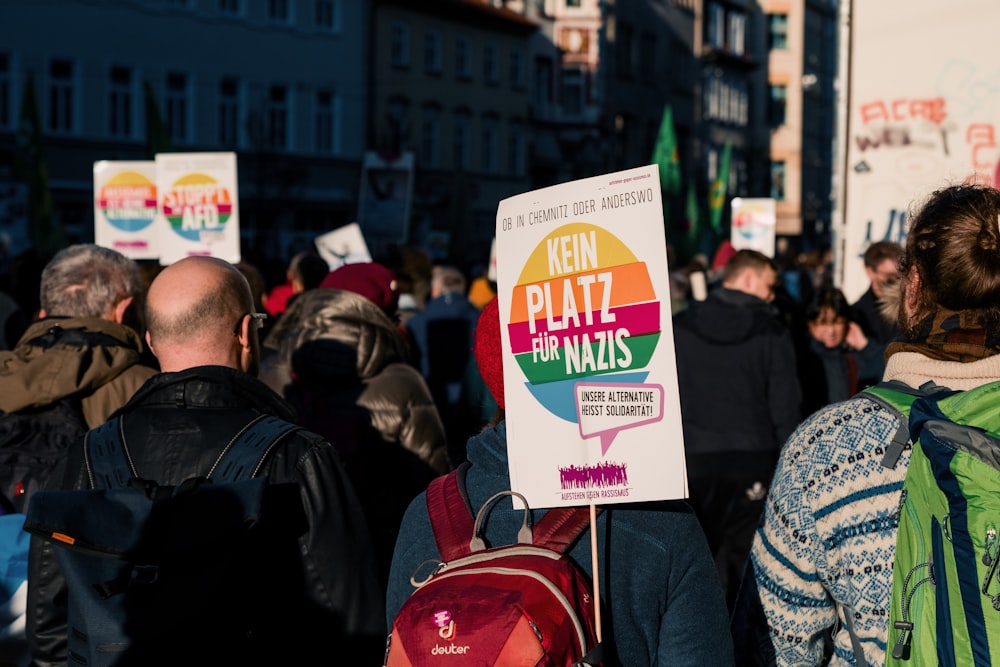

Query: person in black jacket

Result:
[26,256,385,666]
[794,285,882,419]
[672,249,802,611]
[851,240,903,388]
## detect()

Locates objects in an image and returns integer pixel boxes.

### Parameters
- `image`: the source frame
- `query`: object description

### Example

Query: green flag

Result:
[144,80,173,158]
[13,73,66,257]
[651,105,681,196]
[708,142,731,234]
[685,182,701,250]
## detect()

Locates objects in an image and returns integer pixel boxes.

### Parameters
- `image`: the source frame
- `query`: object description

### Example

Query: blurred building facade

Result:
[0,0,838,268]
[762,0,838,252]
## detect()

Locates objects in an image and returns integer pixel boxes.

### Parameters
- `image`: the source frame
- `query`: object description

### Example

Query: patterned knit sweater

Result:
[746,351,1000,666]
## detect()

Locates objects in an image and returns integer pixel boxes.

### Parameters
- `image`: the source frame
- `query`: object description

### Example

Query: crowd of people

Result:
[3,181,998,666]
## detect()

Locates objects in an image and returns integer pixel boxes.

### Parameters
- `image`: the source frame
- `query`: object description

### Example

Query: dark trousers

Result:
[687,472,768,612]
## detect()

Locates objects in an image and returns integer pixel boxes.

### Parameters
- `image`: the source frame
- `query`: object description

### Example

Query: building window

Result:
[769,13,788,50]
[705,76,719,120]
[534,56,553,115]
[315,88,340,154]
[771,160,786,200]
[481,116,498,174]
[391,21,410,68]
[706,3,725,50]
[108,65,133,139]
[453,111,471,170]
[560,67,584,116]
[48,59,76,134]
[728,11,746,56]
[770,84,787,126]
[0,53,10,129]
[484,44,499,85]
[455,38,472,80]
[566,0,582,7]
[420,105,440,168]
[386,97,410,150]
[639,33,656,82]
[267,84,289,150]
[218,76,240,147]
[165,71,190,144]
[269,0,291,24]
[509,50,525,89]
[218,0,242,16]
[507,121,524,177]
[425,29,443,74]
[315,0,338,31]
[617,22,635,79]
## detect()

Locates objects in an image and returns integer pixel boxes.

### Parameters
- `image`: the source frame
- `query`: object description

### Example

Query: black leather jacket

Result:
[26,366,386,666]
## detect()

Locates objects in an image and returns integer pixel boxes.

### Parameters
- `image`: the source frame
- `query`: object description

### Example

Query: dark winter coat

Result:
[259,288,449,586]
[672,287,802,478]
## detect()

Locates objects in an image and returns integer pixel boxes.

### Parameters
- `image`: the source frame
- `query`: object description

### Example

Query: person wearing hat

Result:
[259,260,449,590]
[385,297,734,666]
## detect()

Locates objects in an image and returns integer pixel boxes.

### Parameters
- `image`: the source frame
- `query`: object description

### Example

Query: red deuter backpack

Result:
[384,464,604,666]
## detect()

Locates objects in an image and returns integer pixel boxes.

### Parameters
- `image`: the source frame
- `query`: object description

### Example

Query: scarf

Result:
[885,306,1000,362]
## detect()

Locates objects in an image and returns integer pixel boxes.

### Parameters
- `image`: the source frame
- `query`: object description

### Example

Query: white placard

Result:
[495,164,686,509]
[314,222,372,269]
[155,152,240,265]
[730,197,776,257]
[93,161,159,259]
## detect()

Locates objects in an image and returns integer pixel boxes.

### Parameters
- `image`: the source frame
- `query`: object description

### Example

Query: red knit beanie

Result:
[474,297,504,409]
[319,262,400,315]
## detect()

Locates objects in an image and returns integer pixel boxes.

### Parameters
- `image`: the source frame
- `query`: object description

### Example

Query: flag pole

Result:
[590,502,602,643]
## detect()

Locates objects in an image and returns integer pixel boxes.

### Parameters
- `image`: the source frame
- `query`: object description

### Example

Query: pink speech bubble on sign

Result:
[575,382,665,456]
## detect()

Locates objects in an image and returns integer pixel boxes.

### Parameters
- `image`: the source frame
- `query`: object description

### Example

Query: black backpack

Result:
[0,325,134,514]
[0,397,87,514]
[23,413,307,666]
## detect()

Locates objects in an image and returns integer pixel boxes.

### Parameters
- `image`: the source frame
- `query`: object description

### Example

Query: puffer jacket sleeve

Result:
[360,362,450,474]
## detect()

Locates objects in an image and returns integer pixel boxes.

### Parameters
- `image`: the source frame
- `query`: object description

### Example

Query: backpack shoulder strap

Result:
[860,381,951,469]
[532,506,596,554]
[85,414,301,489]
[426,462,476,562]
[425,460,597,559]
[84,416,134,490]
[208,414,302,483]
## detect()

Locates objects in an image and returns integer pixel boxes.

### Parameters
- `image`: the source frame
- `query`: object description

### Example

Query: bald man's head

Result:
[145,256,258,373]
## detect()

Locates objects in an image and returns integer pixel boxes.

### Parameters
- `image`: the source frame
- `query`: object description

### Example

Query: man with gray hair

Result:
[0,244,154,666]
[0,243,155,503]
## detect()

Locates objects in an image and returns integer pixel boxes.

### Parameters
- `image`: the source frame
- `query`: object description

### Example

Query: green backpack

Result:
[866,380,1000,665]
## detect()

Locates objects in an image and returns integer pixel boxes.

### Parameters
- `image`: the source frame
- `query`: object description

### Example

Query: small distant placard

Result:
[315,222,372,269]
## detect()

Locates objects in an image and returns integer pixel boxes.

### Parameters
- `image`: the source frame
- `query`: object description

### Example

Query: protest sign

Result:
[93,161,158,259]
[730,197,776,257]
[315,222,372,269]
[155,152,240,265]
[495,165,686,509]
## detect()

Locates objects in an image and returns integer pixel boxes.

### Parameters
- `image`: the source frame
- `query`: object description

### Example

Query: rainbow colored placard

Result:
[507,223,661,425]
[93,161,159,259]
[155,152,241,265]
[161,173,234,241]
[496,165,686,508]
